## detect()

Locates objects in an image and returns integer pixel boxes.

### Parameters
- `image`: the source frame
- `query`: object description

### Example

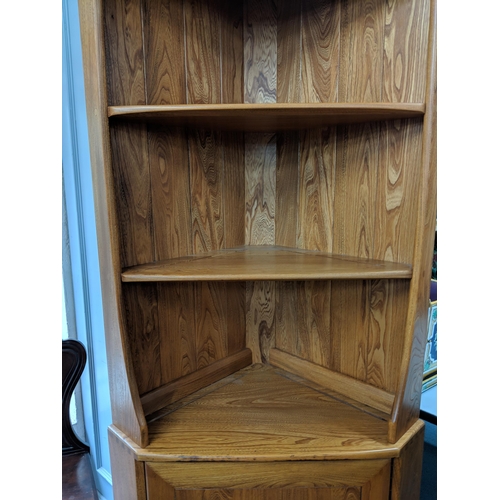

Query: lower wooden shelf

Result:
[113,364,422,463]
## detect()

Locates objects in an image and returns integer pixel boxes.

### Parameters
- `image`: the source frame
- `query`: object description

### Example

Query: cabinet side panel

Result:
[109,428,147,500]
[374,0,430,393]
[390,424,425,500]
[79,0,147,446]
[390,0,437,441]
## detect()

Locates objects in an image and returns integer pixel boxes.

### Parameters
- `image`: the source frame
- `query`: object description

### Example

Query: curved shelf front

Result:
[121,246,412,282]
[108,102,425,131]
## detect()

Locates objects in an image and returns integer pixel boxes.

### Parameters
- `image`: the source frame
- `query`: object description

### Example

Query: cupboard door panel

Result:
[145,460,391,500]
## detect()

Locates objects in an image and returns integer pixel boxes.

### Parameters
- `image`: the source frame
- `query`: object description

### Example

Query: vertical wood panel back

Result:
[101,0,431,403]
[244,0,277,363]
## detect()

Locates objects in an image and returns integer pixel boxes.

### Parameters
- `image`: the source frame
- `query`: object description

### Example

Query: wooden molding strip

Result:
[141,349,253,416]
[269,349,395,416]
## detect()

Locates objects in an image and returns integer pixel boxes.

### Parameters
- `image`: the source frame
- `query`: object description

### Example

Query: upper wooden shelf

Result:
[121,246,412,282]
[108,103,425,131]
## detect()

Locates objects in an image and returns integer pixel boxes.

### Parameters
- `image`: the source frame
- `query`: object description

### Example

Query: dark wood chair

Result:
[62,339,98,500]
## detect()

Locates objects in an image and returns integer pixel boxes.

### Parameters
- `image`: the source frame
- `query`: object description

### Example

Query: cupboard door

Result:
[145,460,390,500]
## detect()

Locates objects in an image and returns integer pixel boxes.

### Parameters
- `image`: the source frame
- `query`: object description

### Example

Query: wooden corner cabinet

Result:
[78,0,436,498]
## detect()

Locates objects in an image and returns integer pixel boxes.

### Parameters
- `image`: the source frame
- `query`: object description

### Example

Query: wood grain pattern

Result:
[297,281,331,366]
[275,281,298,354]
[121,246,413,282]
[298,127,335,251]
[109,427,147,500]
[109,122,154,267]
[245,134,276,245]
[383,0,430,104]
[244,0,277,104]
[361,461,391,500]
[174,487,362,500]
[157,282,197,384]
[190,129,225,253]
[222,132,247,356]
[244,136,276,363]
[389,0,437,443]
[275,0,301,362]
[374,0,429,394]
[246,281,275,363]
[108,103,426,130]
[331,280,371,379]
[301,0,341,103]
[148,127,198,388]
[103,0,145,105]
[140,349,253,416]
[390,423,424,500]
[146,465,175,500]
[184,0,222,105]
[195,281,228,367]
[142,0,186,105]
[82,2,435,488]
[277,0,302,103]
[79,0,148,447]
[270,349,394,415]
[122,283,161,394]
[148,127,192,260]
[220,0,244,104]
[109,122,160,396]
[145,459,391,489]
[144,364,400,461]
[141,0,197,394]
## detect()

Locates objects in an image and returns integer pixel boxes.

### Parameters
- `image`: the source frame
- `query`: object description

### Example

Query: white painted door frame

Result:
[62,0,113,498]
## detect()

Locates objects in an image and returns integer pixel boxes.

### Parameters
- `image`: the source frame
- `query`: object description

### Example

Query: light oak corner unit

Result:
[79,0,436,498]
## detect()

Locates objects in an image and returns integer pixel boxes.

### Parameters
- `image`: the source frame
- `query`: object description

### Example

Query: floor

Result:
[62,453,98,500]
